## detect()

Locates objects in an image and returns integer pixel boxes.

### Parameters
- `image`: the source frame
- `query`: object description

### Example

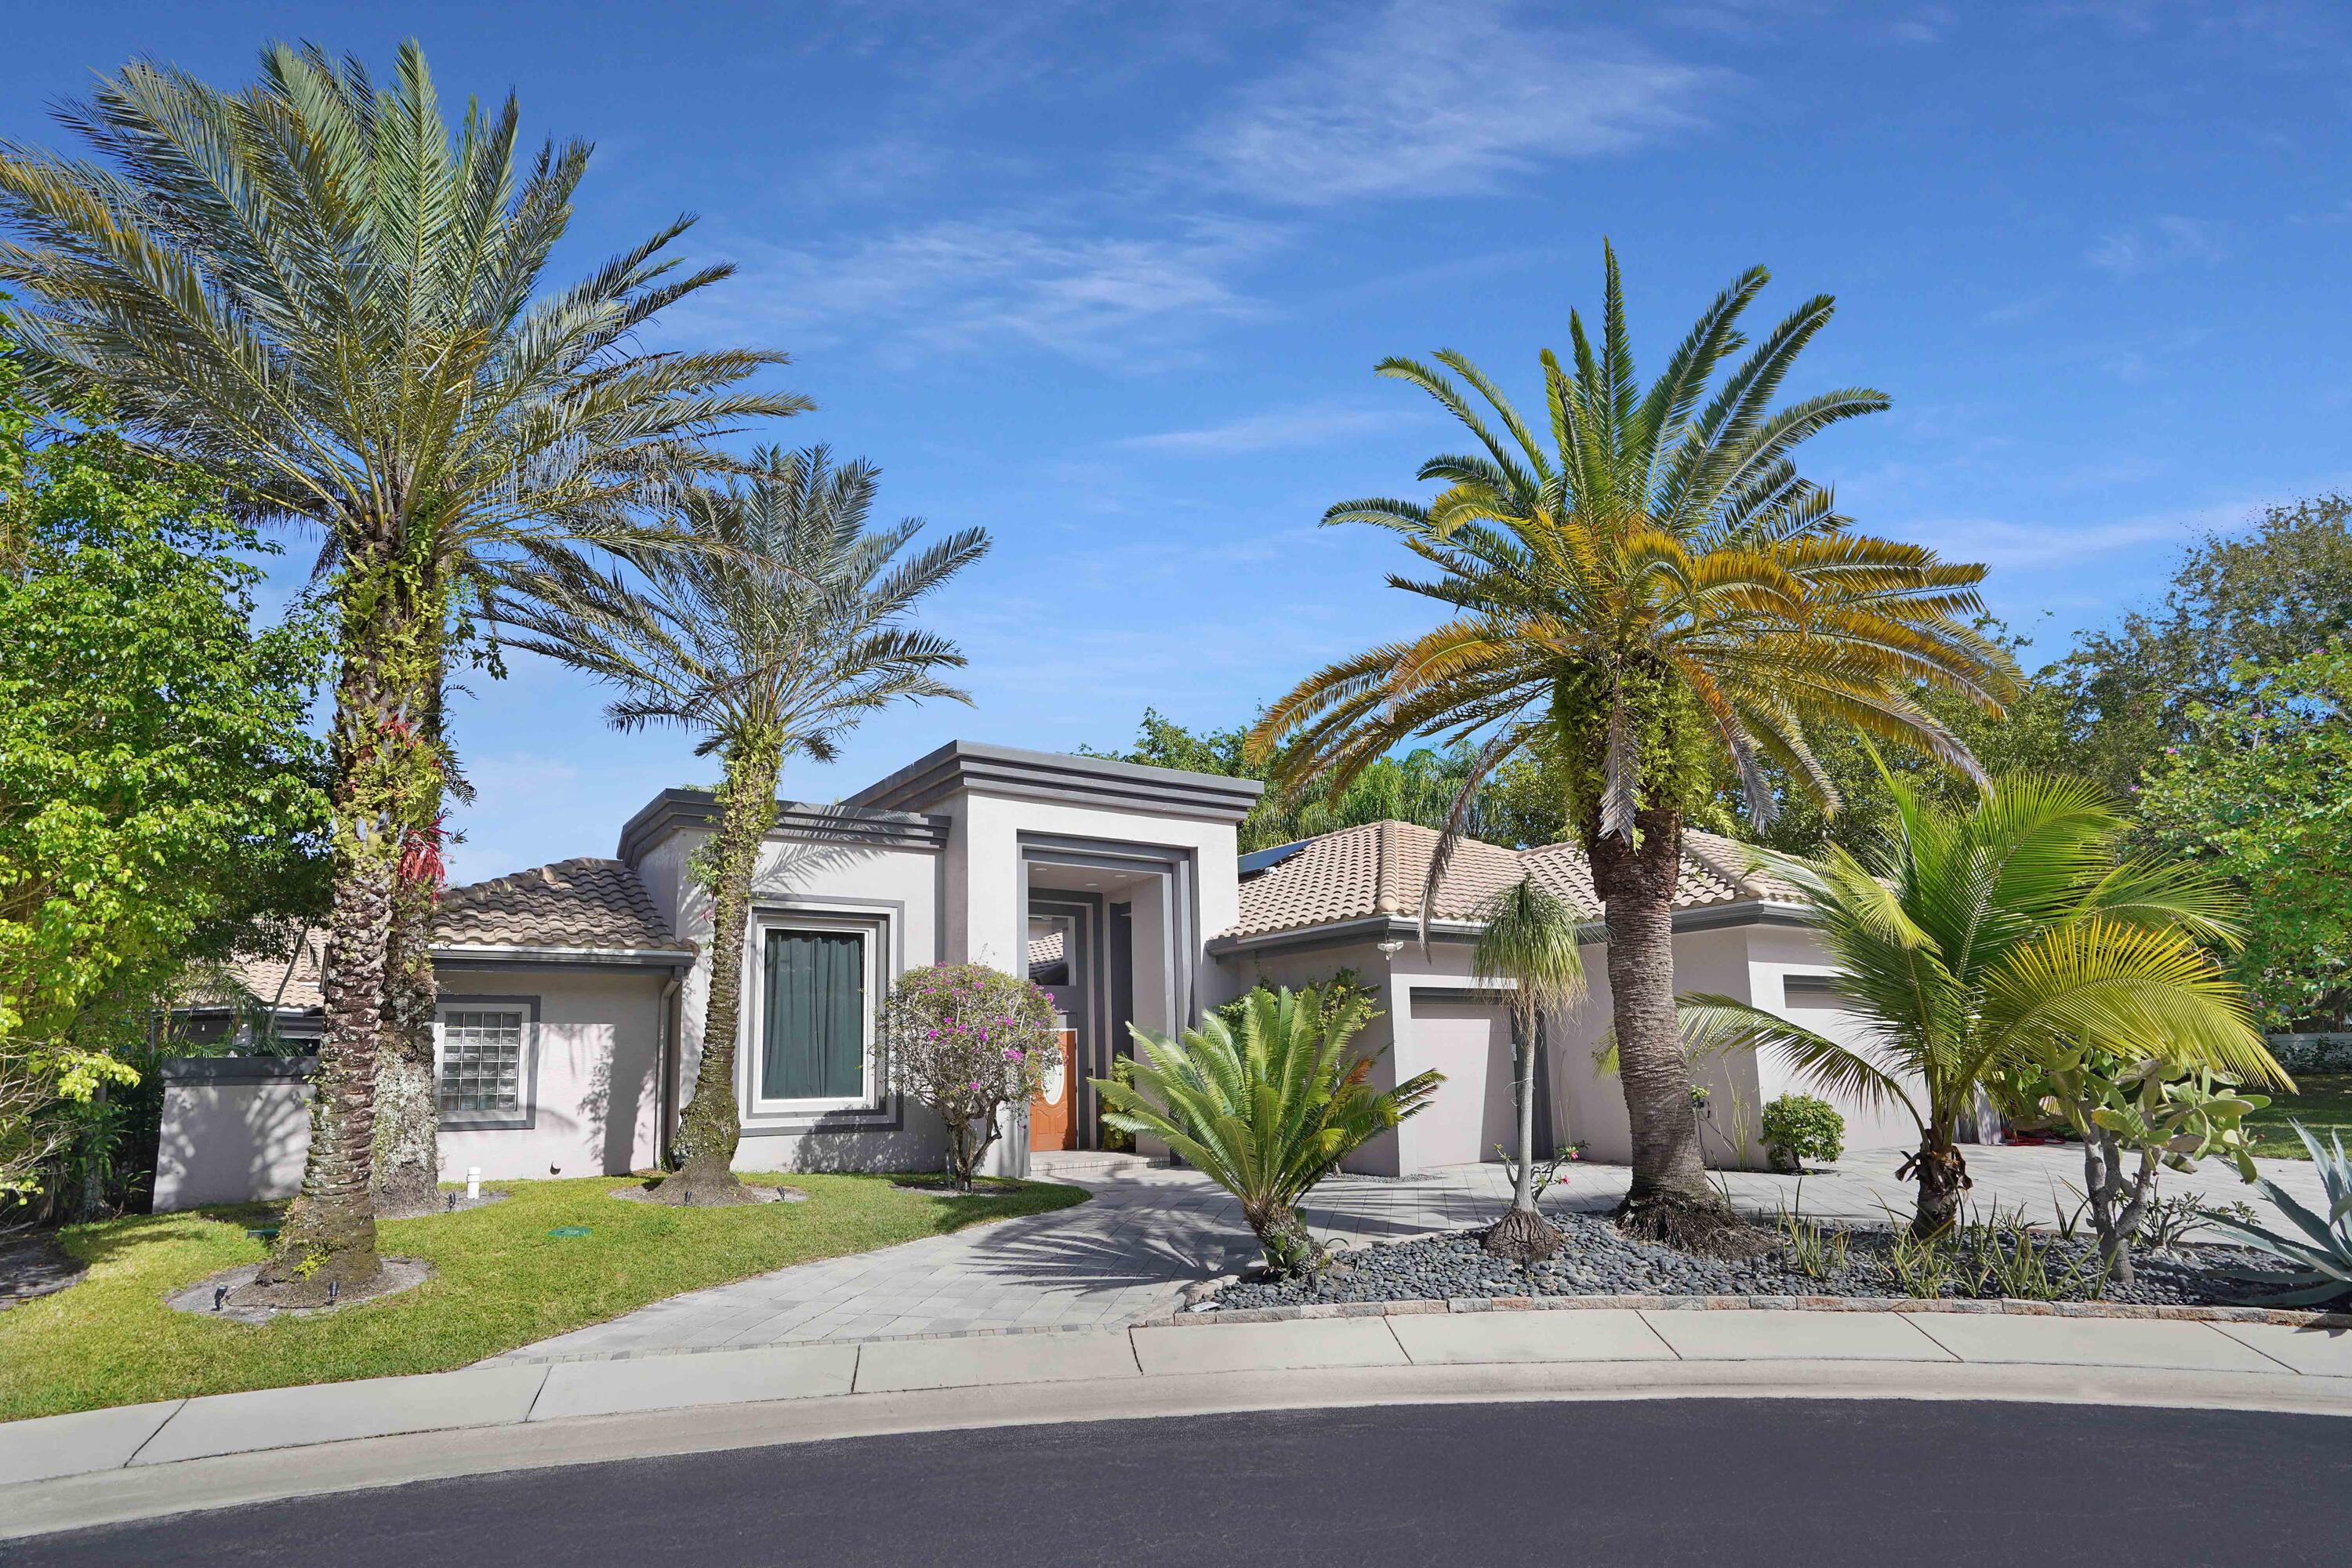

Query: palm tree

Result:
[1250,244,2013,1250]
[1097,986,1443,1277]
[493,445,986,1203]
[1472,878,1586,1262]
[0,42,803,1294]
[1675,772,2285,1238]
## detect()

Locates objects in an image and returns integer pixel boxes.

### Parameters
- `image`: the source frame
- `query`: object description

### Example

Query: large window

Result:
[758,927,868,1104]
[437,1004,531,1124]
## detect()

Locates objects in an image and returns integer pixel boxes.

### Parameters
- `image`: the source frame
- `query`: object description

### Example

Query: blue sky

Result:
[6,2,2347,882]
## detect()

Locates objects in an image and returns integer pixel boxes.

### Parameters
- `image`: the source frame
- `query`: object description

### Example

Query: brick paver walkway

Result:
[485,1145,2324,1364]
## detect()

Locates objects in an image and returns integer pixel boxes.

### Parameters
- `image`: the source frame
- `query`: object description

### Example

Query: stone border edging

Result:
[1170,1291,2352,1330]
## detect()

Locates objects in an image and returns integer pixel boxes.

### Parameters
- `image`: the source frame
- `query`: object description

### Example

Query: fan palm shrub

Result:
[1096,985,1441,1278]
[494,445,986,1203]
[1472,878,1586,1261]
[1249,244,2010,1248]
[0,43,803,1293]
[1675,771,2285,1238]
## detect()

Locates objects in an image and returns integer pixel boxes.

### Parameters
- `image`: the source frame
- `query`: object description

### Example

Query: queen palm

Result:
[1472,877,1585,1262]
[0,43,803,1294]
[1674,771,2284,1237]
[1250,245,2012,1247]
[495,445,986,1203]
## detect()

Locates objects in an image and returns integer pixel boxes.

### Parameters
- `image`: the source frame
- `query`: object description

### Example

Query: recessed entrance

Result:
[1019,838,1195,1151]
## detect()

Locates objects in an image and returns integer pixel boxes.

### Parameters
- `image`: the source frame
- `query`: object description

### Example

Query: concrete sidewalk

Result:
[9,1302,2352,1537]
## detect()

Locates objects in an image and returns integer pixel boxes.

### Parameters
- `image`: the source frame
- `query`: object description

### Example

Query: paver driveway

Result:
[485,1145,2324,1364]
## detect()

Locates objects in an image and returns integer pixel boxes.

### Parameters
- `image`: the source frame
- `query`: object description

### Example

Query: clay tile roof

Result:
[434,857,688,952]
[1229,820,1803,942]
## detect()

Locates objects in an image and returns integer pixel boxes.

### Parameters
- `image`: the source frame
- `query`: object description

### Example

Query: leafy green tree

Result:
[1250,246,2010,1247]
[1096,985,1442,1277]
[1086,710,1566,851]
[1470,878,1585,1262]
[494,446,985,1203]
[1,412,326,1207]
[2139,647,2352,1029]
[1677,774,2281,1238]
[2060,495,2352,802]
[0,43,801,1291]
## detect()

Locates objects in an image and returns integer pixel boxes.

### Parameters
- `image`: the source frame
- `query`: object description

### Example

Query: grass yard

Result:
[0,1172,1083,1423]
[2244,1073,2352,1160]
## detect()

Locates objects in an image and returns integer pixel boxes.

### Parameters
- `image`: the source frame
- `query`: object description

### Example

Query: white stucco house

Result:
[154,740,1898,1208]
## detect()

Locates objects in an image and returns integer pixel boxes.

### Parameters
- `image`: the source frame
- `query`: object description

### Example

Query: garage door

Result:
[1408,998,1515,1167]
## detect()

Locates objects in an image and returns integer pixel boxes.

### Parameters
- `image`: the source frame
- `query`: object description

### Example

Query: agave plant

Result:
[2203,1123,2352,1308]
[1096,985,1441,1278]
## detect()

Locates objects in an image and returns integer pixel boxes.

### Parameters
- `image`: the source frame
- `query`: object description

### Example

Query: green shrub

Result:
[1760,1094,1845,1168]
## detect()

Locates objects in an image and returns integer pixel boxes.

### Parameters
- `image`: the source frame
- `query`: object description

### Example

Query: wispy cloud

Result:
[1110,403,1420,455]
[1189,0,1718,205]
[2086,214,2228,276]
[1901,495,2283,573]
[670,213,1287,366]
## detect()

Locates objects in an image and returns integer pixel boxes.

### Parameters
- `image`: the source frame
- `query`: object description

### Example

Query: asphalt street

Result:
[13,1399,2350,1566]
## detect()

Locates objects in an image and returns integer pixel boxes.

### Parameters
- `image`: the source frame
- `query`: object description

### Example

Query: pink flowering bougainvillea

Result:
[880,963,1058,1190]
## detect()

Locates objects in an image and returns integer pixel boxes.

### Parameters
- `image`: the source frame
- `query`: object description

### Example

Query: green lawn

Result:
[0,1172,1083,1423]
[2245,1073,2352,1160]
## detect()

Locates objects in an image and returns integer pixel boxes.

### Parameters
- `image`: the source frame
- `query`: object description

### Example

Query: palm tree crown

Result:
[492,444,989,761]
[1251,243,2012,880]
[0,41,804,579]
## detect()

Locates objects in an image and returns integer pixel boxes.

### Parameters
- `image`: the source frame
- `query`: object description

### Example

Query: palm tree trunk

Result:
[656,742,782,1205]
[245,623,400,1301]
[1483,1012,1563,1261]
[369,861,441,1216]
[1908,1128,1971,1240]
[372,619,446,1219]
[1589,807,1742,1249]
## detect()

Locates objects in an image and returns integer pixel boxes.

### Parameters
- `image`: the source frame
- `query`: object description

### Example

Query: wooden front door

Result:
[1029,1025,1078,1151]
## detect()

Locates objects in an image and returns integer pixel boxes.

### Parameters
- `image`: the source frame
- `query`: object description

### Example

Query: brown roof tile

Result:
[1229,821,1802,942]
[435,857,688,952]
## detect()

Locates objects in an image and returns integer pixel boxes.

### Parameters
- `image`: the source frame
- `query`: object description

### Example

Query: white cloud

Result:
[2087,215,2228,276]
[1901,495,2288,573]
[1111,403,1419,455]
[671,213,1286,366]
[1191,0,1717,205]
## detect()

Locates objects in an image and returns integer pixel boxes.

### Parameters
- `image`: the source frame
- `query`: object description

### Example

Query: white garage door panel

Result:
[1409,999,1514,1167]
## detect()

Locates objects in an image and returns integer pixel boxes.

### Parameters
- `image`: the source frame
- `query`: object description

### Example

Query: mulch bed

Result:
[1213,1210,2307,1313]
[0,1230,85,1311]
[166,1258,434,1324]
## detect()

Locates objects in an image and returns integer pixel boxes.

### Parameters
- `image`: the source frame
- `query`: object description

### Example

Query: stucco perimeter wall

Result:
[437,964,670,1181]
[154,1060,314,1210]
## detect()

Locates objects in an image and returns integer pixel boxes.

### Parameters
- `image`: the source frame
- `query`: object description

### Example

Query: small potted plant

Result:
[1760,1093,1844,1174]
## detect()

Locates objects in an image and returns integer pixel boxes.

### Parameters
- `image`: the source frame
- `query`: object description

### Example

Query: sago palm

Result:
[0,42,804,1291]
[1675,771,2285,1238]
[1472,877,1585,1262]
[1097,985,1442,1277]
[1250,244,2012,1247]
[493,445,986,1203]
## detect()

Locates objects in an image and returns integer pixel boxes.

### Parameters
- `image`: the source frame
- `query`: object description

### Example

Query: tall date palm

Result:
[1251,245,2013,1248]
[494,446,986,1203]
[0,42,804,1294]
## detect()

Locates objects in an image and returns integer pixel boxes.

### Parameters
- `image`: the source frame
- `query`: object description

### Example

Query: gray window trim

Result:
[737,899,905,1137]
[436,993,542,1131]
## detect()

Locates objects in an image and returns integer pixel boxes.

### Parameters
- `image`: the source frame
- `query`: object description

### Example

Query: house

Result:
[154,740,1894,1209]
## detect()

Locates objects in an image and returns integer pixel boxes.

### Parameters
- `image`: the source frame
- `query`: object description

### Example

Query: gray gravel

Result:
[1213,1210,2296,1310]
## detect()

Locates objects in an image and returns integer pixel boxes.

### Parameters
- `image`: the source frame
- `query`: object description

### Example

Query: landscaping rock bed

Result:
[1212,1211,2297,1312]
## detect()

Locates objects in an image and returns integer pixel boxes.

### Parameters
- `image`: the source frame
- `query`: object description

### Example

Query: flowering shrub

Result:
[880,963,1060,1190]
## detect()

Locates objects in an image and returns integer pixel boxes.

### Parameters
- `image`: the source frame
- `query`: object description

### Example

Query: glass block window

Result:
[438,1007,528,1117]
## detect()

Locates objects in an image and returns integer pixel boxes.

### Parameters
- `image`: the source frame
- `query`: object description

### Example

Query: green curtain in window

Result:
[762,930,865,1100]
